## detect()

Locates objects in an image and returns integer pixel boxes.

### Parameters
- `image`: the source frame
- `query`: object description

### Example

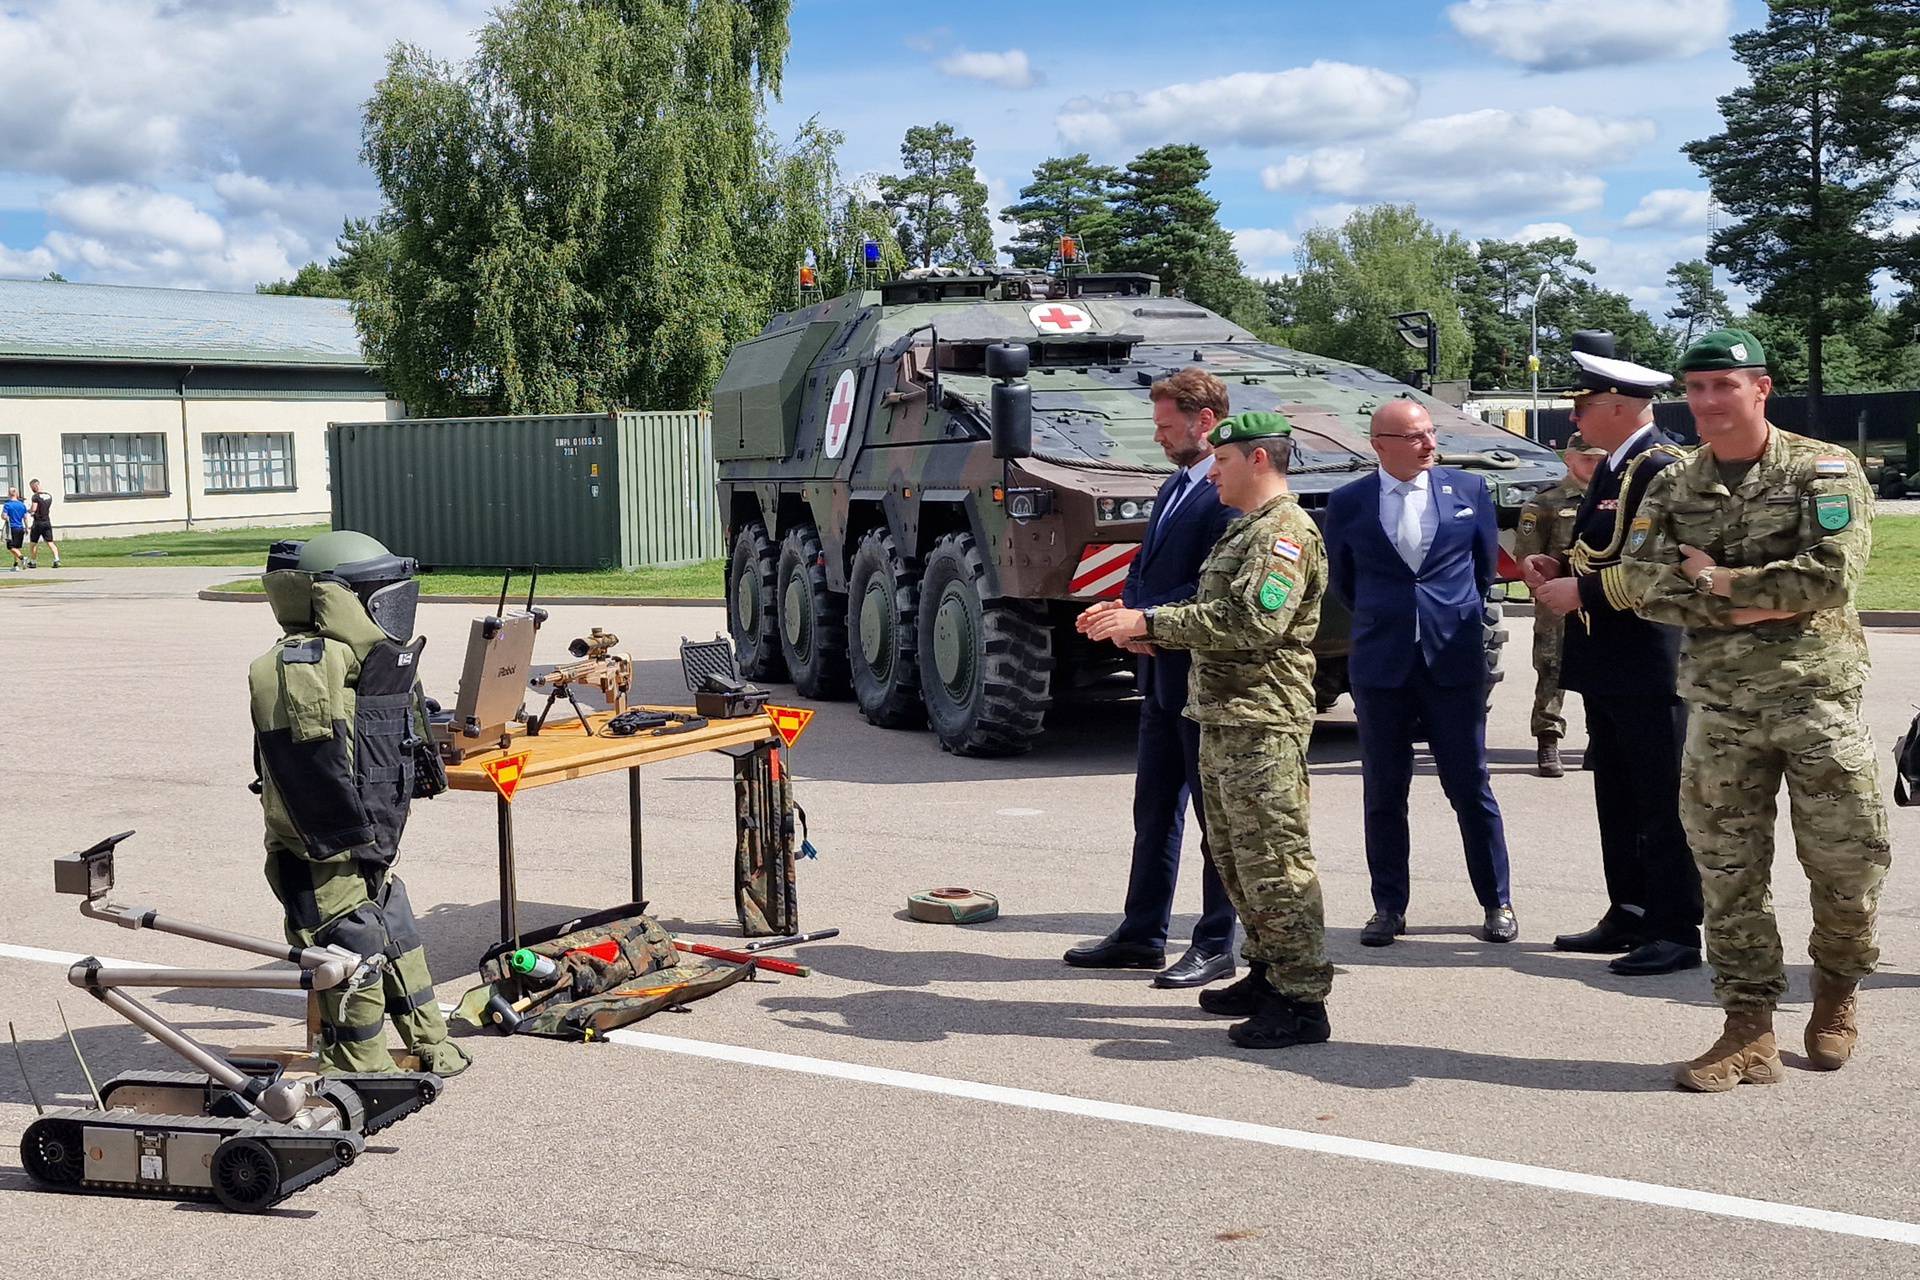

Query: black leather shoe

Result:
[1198,963,1269,1015]
[1481,904,1518,943]
[1359,912,1406,947]
[1063,934,1166,969]
[1553,912,1643,954]
[1229,990,1331,1050]
[1153,948,1235,989]
[1608,940,1702,976]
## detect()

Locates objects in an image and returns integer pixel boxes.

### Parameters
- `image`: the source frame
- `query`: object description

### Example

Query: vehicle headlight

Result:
[1119,500,1141,519]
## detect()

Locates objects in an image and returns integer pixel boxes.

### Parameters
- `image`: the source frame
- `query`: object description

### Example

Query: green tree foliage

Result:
[355,0,810,416]
[258,218,391,299]
[1081,144,1262,323]
[1684,0,1920,425]
[1289,204,1474,383]
[1456,236,1592,388]
[878,123,994,269]
[999,153,1121,269]
[1664,259,1732,348]
[41,272,67,283]
[745,118,906,308]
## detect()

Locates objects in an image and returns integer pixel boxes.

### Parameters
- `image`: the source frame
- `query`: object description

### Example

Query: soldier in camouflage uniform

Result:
[1512,432,1605,777]
[250,531,470,1077]
[1081,412,1332,1050]
[1621,329,1889,1092]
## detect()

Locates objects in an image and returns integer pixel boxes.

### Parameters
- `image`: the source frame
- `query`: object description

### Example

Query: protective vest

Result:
[249,572,442,863]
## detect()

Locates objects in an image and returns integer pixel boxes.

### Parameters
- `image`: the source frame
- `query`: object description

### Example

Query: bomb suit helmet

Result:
[269,529,421,643]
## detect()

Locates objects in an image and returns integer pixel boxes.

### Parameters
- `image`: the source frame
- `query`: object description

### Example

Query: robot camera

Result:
[55,831,135,899]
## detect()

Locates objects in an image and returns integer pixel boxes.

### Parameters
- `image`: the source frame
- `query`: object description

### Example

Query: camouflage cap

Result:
[1678,327,1766,373]
[1564,431,1608,455]
[1209,411,1293,447]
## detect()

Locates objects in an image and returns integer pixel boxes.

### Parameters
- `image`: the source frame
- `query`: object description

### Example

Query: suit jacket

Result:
[1559,427,1684,699]
[1123,467,1238,709]
[1327,467,1496,689]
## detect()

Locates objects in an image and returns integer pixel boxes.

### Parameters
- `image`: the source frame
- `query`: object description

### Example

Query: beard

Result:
[1163,442,1205,468]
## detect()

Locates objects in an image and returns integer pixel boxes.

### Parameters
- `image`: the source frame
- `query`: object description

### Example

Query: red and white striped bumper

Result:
[1070,543,1139,599]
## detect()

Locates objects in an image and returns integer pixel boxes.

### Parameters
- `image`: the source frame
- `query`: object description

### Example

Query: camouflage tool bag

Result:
[473,903,751,1040]
[735,745,802,937]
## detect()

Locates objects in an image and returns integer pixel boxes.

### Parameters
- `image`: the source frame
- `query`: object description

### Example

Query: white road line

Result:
[605,1029,1920,1247]
[1,942,303,1001]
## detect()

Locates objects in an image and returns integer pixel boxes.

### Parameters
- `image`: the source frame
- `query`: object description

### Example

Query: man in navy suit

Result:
[1325,398,1517,946]
[1065,368,1241,987]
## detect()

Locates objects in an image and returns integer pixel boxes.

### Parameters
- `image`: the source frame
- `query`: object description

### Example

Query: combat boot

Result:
[1227,989,1331,1050]
[1536,738,1564,778]
[1198,962,1268,1017]
[1805,970,1859,1071]
[411,1039,473,1077]
[1674,1009,1784,1092]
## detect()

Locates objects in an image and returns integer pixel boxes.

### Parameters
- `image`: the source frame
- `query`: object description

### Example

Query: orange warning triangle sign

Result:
[764,704,814,749]
[483,750,532,802]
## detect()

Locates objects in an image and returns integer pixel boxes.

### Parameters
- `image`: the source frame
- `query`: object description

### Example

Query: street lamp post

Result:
[1529,273,1551,442]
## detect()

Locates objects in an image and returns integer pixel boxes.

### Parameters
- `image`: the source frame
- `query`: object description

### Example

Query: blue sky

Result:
[0,0,1770,312]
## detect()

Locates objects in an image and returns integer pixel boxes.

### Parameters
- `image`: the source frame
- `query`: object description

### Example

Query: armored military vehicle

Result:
[712,268,1562,756]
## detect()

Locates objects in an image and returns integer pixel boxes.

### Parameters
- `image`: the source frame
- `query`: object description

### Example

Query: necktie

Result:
[1395,480,1423,571]
[1147,470,1189,554]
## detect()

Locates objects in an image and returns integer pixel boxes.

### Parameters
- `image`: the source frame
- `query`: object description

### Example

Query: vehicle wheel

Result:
[211,1136,283,1213]
[1483,598,1509,714]
[847,529,925,727]
[776,525,851,699]
[729,523,786,682]
[916,532,1052,756]
[20,1117,85,1188]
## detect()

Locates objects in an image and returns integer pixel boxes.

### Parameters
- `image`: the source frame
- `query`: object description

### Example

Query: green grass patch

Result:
[59,523,330,568]
[214,559,726,600]
[1863,515,1920,612]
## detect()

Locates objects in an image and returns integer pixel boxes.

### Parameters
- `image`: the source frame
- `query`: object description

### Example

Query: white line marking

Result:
[1,942,303,1001]
[604,1030,1920,1247]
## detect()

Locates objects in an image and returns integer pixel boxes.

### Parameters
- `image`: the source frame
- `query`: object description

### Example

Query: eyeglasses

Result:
[1371,430,1437,444]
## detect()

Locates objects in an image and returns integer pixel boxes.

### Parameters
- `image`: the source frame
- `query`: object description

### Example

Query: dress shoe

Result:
[1153,948,1235,989]
[1198,962,1269,1016]
[1609,939,1702,976]
[1481,904,1518,944]
[1062,934,1165,970]
[1228,990,1331,1050]
[1359,911,1405,947]
[1553,911,1643,954]
[1536,738,1564,778]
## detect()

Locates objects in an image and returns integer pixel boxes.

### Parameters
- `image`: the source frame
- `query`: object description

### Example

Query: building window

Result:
[203,432,295,493]
[62,433,168,498]
[0,435,18,496]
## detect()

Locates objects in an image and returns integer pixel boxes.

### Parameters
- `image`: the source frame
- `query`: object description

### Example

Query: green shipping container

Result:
[327,411,720,570]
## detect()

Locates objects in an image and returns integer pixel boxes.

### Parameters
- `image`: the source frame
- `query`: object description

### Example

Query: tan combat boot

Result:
[1674,1009,1785,1092]
[1805,971,1859,1071]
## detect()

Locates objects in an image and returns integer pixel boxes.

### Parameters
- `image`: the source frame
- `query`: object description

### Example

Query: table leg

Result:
[628,765,644,904]
[497,792,519,946]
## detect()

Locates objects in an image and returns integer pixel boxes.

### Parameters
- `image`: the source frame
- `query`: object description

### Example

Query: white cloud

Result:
[1514,221,1580,244]
[1446,0,1734,71]
[0,243,58,279]
[1232,228,1297,261]
[47,185,227,254]
[1262,107,1655,215]
[1057,62,1417,150]
[1622,188,1714,230]
[937,49,1040,91]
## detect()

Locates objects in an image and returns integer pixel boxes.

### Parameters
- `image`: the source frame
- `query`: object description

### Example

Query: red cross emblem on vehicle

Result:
[823,368,857,459]
[1029,302,1092,333]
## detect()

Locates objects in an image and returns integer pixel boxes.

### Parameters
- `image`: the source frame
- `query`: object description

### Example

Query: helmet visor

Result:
[364,578,420,643]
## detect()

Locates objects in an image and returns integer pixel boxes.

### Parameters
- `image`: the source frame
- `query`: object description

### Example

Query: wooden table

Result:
[442,706,780,944]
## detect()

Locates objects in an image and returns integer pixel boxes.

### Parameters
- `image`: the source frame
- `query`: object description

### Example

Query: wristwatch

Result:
[1693,567,1717,594]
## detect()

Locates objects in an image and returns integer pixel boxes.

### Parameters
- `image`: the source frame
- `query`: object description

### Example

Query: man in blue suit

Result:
[1325,398,1517,946]
[1065,367,1240,987]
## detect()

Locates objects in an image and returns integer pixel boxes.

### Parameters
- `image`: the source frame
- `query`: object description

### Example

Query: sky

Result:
[0,0,1771,317]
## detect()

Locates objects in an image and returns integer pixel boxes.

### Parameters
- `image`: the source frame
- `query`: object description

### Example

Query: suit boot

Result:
[1228,988,1331,1050]
[1805,970,1860,1071]
[1535,737,1564,778]
[1674,1009,1784,1093]
[1198,962,1269,1016]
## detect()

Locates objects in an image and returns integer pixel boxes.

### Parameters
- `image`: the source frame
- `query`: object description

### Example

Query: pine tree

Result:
[1664,260,1732,348]
[878,123,994,269]
[999,154,1121,269]
[1081,144,1261,322]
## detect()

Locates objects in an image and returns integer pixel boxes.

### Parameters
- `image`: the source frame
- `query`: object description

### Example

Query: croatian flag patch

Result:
[1813,457,1849,476]
[1271,537,1302,562]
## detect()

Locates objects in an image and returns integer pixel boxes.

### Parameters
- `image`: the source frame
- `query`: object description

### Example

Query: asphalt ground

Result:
[3,567,1919,1278]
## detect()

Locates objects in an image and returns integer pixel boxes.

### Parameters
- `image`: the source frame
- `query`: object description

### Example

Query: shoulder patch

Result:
[1518,511,1538,535]
[1271,536,1302,562]
[1814,492,1852,532]
[1258,571,1294,613]
[1813,457,1850,476]
[279,637,324,665]
[1627,516,1652,553]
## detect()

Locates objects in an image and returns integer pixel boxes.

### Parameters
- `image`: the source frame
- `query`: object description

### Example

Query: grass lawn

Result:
[1863,515,1920,612]
[58,523,331,567]
[212,559,726,599]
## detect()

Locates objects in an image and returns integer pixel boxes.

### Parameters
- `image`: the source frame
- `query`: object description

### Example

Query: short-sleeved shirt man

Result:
[2,498,27,530]
[28,490,52,527]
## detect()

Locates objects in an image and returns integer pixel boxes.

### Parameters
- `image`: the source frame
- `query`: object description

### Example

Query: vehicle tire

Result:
[1483,597,1509,715]
[776,525,851,699]
[20,1117,85,1187]
[916,531,1052,756]
[729,523,786,682]
[211,1136,284,1213]
[847,529,925,727]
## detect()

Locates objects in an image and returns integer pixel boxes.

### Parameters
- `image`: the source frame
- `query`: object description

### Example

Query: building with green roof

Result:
[0,277,401,537]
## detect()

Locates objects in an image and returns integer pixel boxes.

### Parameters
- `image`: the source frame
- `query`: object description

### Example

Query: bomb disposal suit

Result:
[248,531,469,1076]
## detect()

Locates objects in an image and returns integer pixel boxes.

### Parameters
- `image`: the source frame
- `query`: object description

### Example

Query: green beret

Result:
[1678,327,1766,373]
[1209,411,1293,447]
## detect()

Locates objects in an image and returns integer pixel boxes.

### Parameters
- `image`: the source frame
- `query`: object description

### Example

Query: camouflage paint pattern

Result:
[1625,426,1890,1011]
[1512,477,1586,739]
